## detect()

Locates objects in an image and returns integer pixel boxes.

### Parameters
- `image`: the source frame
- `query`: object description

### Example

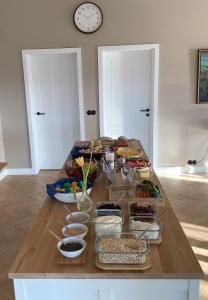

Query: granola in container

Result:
[95,233,149,264]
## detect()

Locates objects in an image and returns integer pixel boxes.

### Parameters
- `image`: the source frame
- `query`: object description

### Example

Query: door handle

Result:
[140,108,150,112]
[36,112,46,115]
[87,110,96,115]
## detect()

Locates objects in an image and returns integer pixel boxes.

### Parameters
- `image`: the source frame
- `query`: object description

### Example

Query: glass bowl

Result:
[93,209,124,235]
[129,215,162,240]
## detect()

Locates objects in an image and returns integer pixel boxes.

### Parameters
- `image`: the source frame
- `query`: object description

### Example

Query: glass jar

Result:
[77,179,93,213]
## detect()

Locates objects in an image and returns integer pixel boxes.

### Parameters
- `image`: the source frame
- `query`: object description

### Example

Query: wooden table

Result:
[9,141,203,300]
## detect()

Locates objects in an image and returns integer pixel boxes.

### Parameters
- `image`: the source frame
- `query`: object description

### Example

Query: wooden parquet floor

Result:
[159,172,208,300]
[0,171,59,300]
[0,171,207,299]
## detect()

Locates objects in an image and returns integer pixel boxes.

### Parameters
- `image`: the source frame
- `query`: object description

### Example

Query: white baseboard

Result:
[0,168,38,180]
[157,166,208,174]
[7,168,38,175]
[0,168,7,181]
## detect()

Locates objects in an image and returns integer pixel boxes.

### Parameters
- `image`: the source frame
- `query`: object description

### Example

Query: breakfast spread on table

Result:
[46,137,165,270]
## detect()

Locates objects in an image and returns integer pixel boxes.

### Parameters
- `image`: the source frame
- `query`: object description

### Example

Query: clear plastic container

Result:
[129,215,162,240]
[129,202,157,217]
[93,209,123,235]
[135,167,151,179]
[109,187,136,201]
[95,232,149,264]
[136,179,161,198]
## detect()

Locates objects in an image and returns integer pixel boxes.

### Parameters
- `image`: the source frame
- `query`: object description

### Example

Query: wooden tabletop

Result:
[9,142,203,279]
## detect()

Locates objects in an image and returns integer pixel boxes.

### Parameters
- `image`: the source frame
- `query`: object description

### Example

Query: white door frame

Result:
[98,44,159,170]
[22,48,85,174]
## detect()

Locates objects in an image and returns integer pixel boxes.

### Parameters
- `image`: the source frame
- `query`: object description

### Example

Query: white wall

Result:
[1,0,208,168]
[0,115,5,162]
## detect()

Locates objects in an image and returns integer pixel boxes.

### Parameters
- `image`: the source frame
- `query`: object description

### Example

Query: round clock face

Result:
[74,2,103,33]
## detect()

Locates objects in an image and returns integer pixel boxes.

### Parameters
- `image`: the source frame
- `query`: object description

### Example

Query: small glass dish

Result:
[129,202,157,217]
[66,211,90,224]
[62,223,88,239]
[134,167,151,179]
[93,209,124,235]
[95,232,149,264]
[129,215,162,240]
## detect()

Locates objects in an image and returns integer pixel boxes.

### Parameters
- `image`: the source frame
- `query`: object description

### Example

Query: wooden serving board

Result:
[95,255,151,271]
[148,233,162,245]
[56,231,89,265]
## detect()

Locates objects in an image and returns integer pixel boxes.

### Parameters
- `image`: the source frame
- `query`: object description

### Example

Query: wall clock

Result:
[73,2,103,34]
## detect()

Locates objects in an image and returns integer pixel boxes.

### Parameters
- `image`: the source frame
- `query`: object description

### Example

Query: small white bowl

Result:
[66,211,90,224]
[57,237,86,258]
[55,188,92,204]
[62,223,88,239]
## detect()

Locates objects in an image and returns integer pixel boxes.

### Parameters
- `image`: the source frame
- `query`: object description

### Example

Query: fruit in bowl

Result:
[65,160,100,182]
[71,146,103,160]
[46,178,92,204]
[125,159,151,168]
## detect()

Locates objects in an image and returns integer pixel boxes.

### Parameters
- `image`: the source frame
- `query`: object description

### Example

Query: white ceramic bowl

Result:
[66,211,90,224]
[62,223,88,238]
[54,188,92,204]
[57,237,86,258]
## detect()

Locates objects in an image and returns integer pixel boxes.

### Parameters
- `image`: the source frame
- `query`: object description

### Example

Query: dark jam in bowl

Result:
[132,216,155,223]
[60,242,83,252]
[97,203,121,210]
[130,203,156,216]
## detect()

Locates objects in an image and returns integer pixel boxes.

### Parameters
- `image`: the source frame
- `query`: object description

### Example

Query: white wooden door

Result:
[27,52,82,169]
[99,45,159,161]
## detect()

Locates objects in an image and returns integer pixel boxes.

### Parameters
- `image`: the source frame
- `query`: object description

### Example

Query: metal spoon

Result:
[124,228,149,249]
[154,209,167,223]
[63,205,72,218]
[49,230,62,242]
[113,192,127,207]
[136,227,149,240]
[56,219,68,229]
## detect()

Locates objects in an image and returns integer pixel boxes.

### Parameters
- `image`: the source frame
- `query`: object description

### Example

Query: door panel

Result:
[100,48,153,158]
[14,279,195,300]
[29,53,80,169]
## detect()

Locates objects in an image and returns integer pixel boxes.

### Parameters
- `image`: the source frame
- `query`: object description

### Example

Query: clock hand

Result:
[83,14,91,25]
[88,13,95,19]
